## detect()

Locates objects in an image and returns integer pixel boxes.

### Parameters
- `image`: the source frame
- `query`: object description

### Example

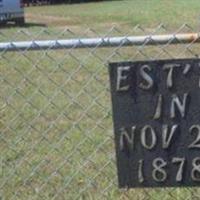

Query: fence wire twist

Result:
[1,24,200,200]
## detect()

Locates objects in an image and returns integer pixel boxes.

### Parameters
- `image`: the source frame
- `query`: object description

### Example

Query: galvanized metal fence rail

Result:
[0,33,199,51]
[1,24,200,199]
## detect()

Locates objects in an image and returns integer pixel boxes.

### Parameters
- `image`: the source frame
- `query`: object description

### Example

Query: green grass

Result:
[1,0,200,40]
[1,0,200,199]
[25,0,200,28]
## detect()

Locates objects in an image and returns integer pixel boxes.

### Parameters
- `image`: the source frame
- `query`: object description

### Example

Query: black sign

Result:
[109,58,200,188]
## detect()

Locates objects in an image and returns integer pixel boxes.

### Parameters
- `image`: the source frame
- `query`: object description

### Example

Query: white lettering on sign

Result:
[163,64,180,89]
[110,60,200,186]
[162,125,178,149]
[188,125,200,149]
[141,125,157,150]
[139,65,154,90]
[119,124,179,151]
[153,94,190,120]
[170,93,189,119]
[138,159,144,183]
[115,63,199,92]
[119,127,136,151]
[153,94,163,120]
[152,157,167,182]
[116,66,130,91]
[172,157,185,182]
[137,157,200,183]
[191,157,200,181]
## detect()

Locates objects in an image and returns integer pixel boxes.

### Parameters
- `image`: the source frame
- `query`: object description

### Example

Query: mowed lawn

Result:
[1,0,200,38]
[1,0,200,200]
[25,0,200,28]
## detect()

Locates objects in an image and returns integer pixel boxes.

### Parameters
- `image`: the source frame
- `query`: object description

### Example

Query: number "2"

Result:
[189,125,200,148]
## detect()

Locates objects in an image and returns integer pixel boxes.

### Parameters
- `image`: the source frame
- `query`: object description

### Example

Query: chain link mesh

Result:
[1,24,200,199]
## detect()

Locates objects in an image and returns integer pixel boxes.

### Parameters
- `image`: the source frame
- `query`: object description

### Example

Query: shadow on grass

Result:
[0,22,47,29]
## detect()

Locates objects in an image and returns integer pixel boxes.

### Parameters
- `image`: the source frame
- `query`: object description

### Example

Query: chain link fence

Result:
[1,24,200,199]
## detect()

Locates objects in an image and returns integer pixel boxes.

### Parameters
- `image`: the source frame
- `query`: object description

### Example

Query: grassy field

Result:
[25,0,200,28]
[1,0,200,40]
[1,0,200,199]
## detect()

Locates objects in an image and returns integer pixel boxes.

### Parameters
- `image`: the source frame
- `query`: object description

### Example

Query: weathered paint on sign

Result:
[109,58,200,188]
